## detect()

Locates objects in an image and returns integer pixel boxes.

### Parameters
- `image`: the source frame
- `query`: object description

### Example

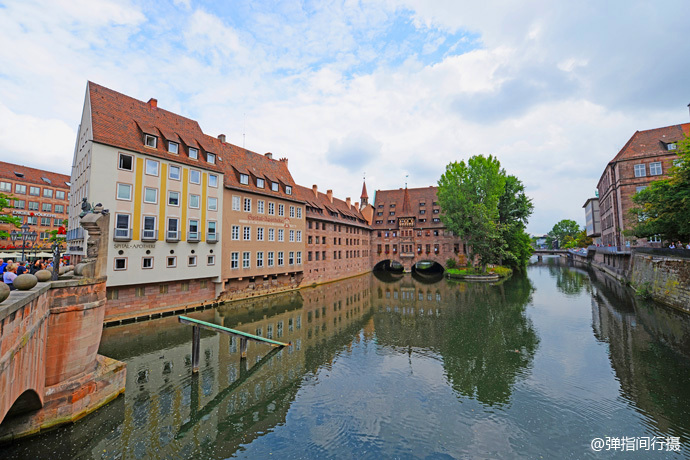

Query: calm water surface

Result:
[2,258,690,459]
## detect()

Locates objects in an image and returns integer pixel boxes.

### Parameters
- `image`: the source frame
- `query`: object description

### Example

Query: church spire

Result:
[360,178,369,206]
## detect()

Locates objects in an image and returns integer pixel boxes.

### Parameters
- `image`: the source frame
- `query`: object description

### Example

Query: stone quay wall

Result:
[630,251,690,314]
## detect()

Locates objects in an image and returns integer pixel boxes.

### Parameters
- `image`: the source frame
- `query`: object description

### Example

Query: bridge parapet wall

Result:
[0,284,51,424]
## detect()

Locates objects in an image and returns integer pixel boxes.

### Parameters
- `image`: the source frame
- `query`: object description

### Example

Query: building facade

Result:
[220,148,306,299]
[582,197,601,246]
[596,123,689,248]
[370,186,465,271]
[296,184,372,285]
[0,162,70,254]
[69,82,224,320]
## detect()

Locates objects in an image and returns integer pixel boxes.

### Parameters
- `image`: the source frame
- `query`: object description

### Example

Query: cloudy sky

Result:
[1,0,689,233]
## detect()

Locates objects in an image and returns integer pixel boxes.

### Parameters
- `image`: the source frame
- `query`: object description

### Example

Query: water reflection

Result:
[372,274,538,406]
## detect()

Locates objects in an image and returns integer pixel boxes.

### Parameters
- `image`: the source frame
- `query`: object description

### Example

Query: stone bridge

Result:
[0,212,126,442]
[371,250,449,272]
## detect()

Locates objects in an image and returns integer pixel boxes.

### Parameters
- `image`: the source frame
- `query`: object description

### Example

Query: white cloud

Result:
[0,0,688,235]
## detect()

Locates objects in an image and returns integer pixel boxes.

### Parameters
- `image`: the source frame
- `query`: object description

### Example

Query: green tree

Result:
[546,219,580,249]
[438,155,506,272]
[496,175,534,269]
[0,193,21,240]
[627,135,690,242]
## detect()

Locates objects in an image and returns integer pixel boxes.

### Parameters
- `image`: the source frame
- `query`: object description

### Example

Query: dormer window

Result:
[207,153,216,164]
[271,182,279,192]
[240,174,249,185]
[168,141,178,154]
[667,142,677,151]
[145,134,157,148]
[257,178,265,188]
[286,185,292,195]
[189,147,198,159]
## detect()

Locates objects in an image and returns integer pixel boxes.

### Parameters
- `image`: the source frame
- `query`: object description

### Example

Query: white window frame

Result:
[296,230,302,242]
[167,218,180,240]
[667,142,677,151]
[145,134,157,148]
[268,228,275,241]
[271,182,279,192]
[242,251,251,269]
[232,225,240,240]
[145,159,160,176]
[296,207,302,219]
[296,251,302,265]
[240,174,249,185]
[634,163,646,177]
[649,161,662,176]
[209,174,218,187]
[278,229,284,242]
[257,200,264,214]
[232,195,241,211]
[257,178,265,188]
[290,206,295,218]
[278,251,284,266]
[208,196,218,211]
[168,191,180,206]
[207,255,215,266]
[286,186,292,195]
[188,255,197,267]
[144,187,158,204]
[289,251,295,265]
[257,227,264,241]
[289,230,295,242]
[207,153,216,164]
[15,184,26,194]
[256,251,264,268]
[189,194,200,209]
[190,169,201,184]
[118,153,133,171]
[142,215,157,239]
[142,257,154,269]
[29,186,40,196]
[114,213,131,239]
[188,219,200,240]
[268,251,274,267]
[169,165,181,180]
[167,256,177,268]
[243,197,251,212]
[231,252,239,269]
[189,147,199,160]
[168,141,178,154]
[116,183,132,200]
[114,258,127,271]
[243,226,251,241]
[268,202,275,215]
[278,204,284,216]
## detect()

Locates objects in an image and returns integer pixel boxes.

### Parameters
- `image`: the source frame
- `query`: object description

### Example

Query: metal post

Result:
[192,325,200,373]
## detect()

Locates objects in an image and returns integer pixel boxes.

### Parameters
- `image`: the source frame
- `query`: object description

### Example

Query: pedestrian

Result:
[16,261,27,275]
[0,258,5,274]
[686,242,690,250]
[669,242,676,249]
[30,260,42,274]
[3,263,17,290]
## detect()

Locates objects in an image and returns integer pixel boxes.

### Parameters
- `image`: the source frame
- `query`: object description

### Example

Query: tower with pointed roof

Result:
[360,180,369,207]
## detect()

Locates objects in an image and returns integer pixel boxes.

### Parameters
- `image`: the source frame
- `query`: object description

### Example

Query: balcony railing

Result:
[166,230,180,242]
[207,233,218,243]
[141,229,157,241]
[114,228,132,241]
[188,232,200,242]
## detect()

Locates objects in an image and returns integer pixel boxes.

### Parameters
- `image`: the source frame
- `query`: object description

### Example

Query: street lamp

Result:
[10,223,38,263]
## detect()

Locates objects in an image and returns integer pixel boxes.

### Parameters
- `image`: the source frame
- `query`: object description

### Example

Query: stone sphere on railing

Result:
[14,274,38,291]
[35,270,52,282]
[0,282,9,304]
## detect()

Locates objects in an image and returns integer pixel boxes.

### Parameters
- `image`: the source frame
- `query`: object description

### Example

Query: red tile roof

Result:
[294,185,370,228]
[89,81,223,173]
[372,186,443,229]
[611,123,690,163]
[89,81,300,202]
[0,161,71,189]
[361,181,368,199]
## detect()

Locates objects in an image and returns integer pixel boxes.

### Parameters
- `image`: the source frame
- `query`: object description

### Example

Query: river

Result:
[1,257,689,459]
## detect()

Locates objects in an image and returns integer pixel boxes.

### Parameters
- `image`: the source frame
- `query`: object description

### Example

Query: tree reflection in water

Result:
[372,273,538,406]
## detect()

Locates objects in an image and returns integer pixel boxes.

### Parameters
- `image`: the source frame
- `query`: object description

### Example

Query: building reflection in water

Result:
[89,275,374,459]
[371,272,539,406]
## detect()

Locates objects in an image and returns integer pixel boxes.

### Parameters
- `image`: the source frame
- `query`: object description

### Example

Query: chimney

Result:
[218,134,226,143]
[327,189,333,203]
[147,98,157,109]
[354,202,360,211]
[280,157,288,164]
[265,152,273,159]
[346,197,351,209]
[312,184,318,196]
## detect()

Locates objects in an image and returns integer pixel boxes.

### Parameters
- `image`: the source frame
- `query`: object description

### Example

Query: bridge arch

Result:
[373,259,404,273]
[1,390,43,423]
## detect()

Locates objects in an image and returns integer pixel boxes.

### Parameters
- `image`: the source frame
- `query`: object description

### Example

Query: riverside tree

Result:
[437,155,533,271]
[546,219,580,249]
[627,135,690,243]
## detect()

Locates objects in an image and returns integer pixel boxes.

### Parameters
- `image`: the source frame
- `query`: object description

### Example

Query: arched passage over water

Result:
[373,259,404,273]
[2,390,42,423]
[412,260,444,275]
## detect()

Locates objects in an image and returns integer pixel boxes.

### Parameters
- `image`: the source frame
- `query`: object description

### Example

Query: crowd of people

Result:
[668,241,690,249]
[0,257,69,291]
